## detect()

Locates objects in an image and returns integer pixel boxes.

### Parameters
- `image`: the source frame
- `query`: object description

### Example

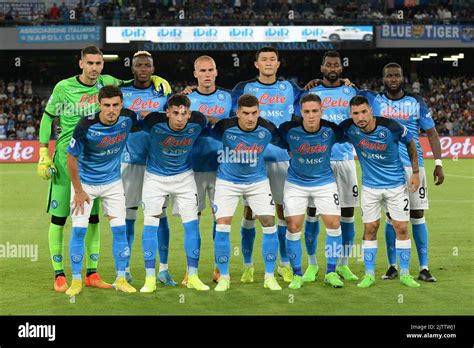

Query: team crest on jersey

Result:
[322,131,330,139]
[91,130,101,137]
[342,87,351,95]
[121,121,127,128]
[258,131,266,139]
[249,87,259,92]
[188,127,195,134]
[217,92,225,101]
[152,88,159,96]
[404,100,412,107]
[51,200,58,209]
[278,83,286,91]
[96,83,103,90]
[378,130,387,139]
[69,138,76,148]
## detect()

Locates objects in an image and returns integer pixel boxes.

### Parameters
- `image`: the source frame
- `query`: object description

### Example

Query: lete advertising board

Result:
[1,138,473,163]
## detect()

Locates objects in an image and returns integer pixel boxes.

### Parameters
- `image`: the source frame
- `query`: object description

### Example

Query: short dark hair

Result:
[167,94,191,109]
[383,62,403,76]
[99,85,123,101]
[81,46,103,59]
[322,51,341,65]
[300,94,322,107]
[349,96,369,108]
[255,46,279,61]
[238,94,259,109]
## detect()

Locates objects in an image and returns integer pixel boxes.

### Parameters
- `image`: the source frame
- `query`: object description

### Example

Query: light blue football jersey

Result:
[188,88,232,172]
[231,78,301,162]
[299,83,358,161]
[340,117,413,189]
[144,111,207,176]
[212,117,280,184]
[68,109,139,185]
[363,90,435,168]
[120,82,168,165]
[278,118,345,187]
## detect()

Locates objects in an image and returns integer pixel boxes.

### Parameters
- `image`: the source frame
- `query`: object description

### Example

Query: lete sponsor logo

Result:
[0,141,56,163]
[420,136,474,158]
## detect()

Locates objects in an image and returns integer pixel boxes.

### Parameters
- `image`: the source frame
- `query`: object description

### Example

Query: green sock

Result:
[48,223,65,274]
[85,223,101,270]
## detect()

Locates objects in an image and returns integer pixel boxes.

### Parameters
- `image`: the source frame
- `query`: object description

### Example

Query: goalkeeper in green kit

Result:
[38,46,172,292]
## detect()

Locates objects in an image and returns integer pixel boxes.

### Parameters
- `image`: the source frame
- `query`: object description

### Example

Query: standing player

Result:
[340,96,421,288]
[232,46,301,283]
[120,51,175,286]
[181,55,232,286]
[139,94,210,293]
[211,94,282,292]
[363,63,444,282]
[37,45,171,292]
[66,86,141,295]
[278,94,347,289]
[299,51,359,283]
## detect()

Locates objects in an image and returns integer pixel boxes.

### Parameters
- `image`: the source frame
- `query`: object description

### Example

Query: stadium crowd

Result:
[0,76,471,140]
[0,0,473,26]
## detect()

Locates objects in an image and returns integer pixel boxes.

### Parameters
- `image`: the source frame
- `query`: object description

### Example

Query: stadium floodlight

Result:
[453,53,464,59]
[410,57,423,61]
[103,54,120,61]
[420,55,430,59]
[428,53,438,57]
[443,57,458,61]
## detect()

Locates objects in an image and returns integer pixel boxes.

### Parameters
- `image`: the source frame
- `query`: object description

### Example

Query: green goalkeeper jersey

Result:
[42,75,121,151]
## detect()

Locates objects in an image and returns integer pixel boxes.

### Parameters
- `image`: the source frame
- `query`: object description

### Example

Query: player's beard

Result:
[384,81,402,95]
[324,72,340,83]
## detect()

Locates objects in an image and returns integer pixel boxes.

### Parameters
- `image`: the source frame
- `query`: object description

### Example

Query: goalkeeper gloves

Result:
[37,147,56,180]
[150,75,172,96]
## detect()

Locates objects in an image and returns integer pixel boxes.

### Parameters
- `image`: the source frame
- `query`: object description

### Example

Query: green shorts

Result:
[46,148,100,218]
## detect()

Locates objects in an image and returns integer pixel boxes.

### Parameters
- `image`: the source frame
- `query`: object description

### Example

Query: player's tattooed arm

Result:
[67,154,90,216]
[425,127,445,185]
[407,139,420,193]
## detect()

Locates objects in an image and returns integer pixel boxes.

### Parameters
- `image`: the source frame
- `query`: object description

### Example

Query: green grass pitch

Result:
[0,160,473,315]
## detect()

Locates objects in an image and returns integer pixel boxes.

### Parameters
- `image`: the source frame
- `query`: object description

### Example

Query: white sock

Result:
[159,263,168,272]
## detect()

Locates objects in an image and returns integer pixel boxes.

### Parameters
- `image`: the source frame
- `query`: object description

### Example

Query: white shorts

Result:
[243,161,289,207]
[142,170,198,221]
[194,171,217,212]
[283,181,341,217]
[404,166,428,210]
[331,160,359,208]
[361,184,410,223]
[171,171,215,216]
[121,163,145,208]
[213,179,275,220]
[70,180,126,220]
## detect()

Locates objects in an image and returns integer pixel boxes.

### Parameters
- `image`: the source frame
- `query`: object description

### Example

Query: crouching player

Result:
[139,94,210,293]
[211,94,282,292]
[340,96,421,288]
[66,86,142,295]
[278,94,347,289]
